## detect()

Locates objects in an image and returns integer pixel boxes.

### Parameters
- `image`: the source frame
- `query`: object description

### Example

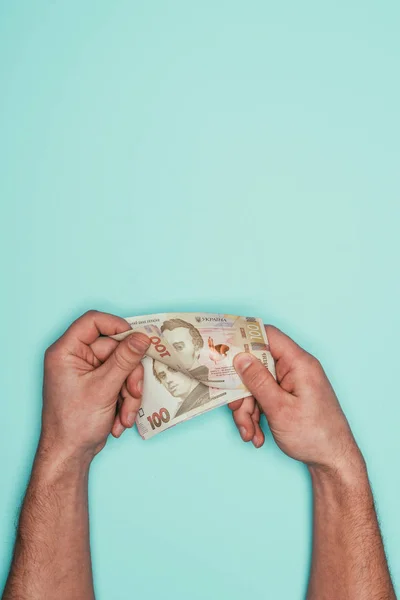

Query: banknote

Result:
[111,313,276,439]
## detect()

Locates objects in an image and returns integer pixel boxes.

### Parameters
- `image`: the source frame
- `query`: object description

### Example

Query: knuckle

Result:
[314,357,323,371]
[300,354,325,385]
[44,344,58,363]
[85,309,98,318]
[307,354,322,371]
[299,352,320,371]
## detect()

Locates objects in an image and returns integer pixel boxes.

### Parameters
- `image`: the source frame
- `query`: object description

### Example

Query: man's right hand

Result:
[230,326,364,473]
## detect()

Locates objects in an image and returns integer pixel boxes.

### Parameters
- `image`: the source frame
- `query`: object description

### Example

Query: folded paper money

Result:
[111,313,276,440]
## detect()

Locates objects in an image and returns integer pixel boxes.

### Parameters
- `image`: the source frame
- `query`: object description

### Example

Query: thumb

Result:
[233,353,285,418]
[99,332,150,390]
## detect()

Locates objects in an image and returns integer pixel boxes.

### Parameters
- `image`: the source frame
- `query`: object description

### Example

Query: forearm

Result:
[307,455,395,600]
[3,445,95,600]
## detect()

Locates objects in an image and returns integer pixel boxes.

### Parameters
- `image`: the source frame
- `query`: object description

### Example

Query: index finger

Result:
[62,310,131,346]
[265,325,306,367]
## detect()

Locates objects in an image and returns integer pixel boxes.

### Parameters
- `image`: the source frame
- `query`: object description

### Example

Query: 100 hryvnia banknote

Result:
[111,313,275,440]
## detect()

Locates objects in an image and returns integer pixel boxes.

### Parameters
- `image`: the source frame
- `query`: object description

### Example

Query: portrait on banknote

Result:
[160,318,210,381]
[159,317,245,383]
[152,359,211,418]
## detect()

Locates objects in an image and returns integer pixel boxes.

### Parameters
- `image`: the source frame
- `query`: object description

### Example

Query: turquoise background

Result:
[1,1,399,597]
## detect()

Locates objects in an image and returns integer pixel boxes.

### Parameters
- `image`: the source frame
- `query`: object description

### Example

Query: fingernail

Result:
[128,333,150,353]
[234,353,255,375]
[239,426,248,441]
[114,423,125,437]
[253,437,262,449]
[127,412,136,426]
[137,379,143,395]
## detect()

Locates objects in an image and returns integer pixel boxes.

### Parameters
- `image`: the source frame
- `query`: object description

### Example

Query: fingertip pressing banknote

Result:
[111,313,276,440]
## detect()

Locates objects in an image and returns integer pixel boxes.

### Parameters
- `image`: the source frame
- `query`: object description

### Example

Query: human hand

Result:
[229,326,363,472]
[41,310,150,462]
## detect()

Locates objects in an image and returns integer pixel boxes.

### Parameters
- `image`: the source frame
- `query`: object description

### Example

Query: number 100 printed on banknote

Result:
[111,313,276,440]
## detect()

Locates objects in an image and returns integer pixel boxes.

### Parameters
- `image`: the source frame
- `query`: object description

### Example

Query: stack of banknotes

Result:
[112,313,276,440]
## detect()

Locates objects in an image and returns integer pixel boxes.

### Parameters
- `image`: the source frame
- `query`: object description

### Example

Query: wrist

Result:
[38,428,98,464]
[309,450,370,500]
[308,435,367,482]
[35,438,93,483]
